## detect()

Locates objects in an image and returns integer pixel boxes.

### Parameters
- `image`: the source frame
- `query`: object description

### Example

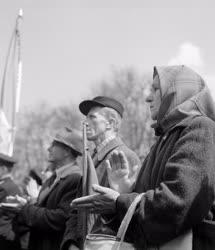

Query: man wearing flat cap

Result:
[0,153,22,250]
[12,128,83,250]
[62,96,141,250]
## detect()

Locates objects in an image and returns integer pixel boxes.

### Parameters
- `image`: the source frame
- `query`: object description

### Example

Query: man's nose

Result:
[146,92,153,103]
[84,119,90,126]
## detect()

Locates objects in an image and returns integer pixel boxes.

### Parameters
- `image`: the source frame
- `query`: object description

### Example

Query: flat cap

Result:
[0,153,16,168]
[53,127,82,155]
[79,96,124,117]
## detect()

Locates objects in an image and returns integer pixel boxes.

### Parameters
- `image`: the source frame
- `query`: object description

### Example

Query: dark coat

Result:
[61,137,141,249]
[117,66,215,250]
[14,163,82,250]
[117,116,215,249]
[0,176,22,250]
[92,137,141,235]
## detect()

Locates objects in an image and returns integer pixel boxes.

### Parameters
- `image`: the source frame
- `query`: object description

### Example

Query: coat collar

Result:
[55,161,82,181]
[97,137,124,161]
[37,161,81,205]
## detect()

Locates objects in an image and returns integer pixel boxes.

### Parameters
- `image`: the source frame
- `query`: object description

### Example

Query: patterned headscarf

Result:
[153,65,215,135]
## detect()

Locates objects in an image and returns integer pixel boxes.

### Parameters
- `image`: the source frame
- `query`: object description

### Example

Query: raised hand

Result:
[106,150,139,193]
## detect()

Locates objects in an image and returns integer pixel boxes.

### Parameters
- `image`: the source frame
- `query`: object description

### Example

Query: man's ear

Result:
[106,120,111,130]
[2,166,8,174]
[63,148,71,158]
[107,118,116,130]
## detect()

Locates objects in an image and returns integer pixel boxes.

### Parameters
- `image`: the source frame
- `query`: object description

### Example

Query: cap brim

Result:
[79,100,105,116]
[53,137,82,155]
[0,153,16,165]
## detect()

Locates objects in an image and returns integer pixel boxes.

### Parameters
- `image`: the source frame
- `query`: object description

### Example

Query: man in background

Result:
[62,96,141,250]
[0,153,22,250]
[10,127,83,250]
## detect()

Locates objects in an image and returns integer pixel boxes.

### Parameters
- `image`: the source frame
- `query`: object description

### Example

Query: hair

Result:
[101,107,122,133]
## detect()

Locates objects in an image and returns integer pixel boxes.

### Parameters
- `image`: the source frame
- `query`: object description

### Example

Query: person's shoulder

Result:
[190,115,215,130]
[0,178,14,189]
[0,178,20,195]
[60,169,82,186]
[117,141,140,161]
[0,179,7,191]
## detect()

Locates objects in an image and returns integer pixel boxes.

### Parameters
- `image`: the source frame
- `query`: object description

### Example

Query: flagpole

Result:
[15,9,23,114]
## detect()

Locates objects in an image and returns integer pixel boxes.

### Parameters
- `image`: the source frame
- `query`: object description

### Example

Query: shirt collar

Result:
[96,135,116,154]
[96,136,123,162]
[55,160,80,180]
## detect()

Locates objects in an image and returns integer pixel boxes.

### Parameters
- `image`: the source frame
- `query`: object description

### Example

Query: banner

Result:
[0,9,23,156]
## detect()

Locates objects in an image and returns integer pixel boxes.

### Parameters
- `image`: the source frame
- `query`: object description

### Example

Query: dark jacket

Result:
[14,162,82,250]
[0,176,22,250]
[92,137,141,235]
[61,137,141,249]
[116,66,215,250]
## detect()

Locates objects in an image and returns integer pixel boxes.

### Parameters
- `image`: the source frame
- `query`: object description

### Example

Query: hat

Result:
[53,127,82,155]
[0,153,16,168]
[79,96,124,117]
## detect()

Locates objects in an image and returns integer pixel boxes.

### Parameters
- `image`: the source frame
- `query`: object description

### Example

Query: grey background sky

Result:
[0,0,215,110]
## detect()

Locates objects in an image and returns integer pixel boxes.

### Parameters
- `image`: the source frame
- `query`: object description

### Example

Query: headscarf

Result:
[153,65,215,135]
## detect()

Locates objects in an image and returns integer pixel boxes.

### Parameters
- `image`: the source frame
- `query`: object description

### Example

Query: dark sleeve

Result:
[0,186,7,202]
[16,174,82,233]
[60,210,80,250]
[60,181,82,250]
[117,118,215,246]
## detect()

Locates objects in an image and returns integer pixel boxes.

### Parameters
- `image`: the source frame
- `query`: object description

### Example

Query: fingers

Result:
[108,150,129,171]
[15,195,27,204]
[71,194,100,206]
[6,195,16,201]
[109,151,116,171]
[106,159,112,177]
[92,184,113,195]
[118,151,129,170]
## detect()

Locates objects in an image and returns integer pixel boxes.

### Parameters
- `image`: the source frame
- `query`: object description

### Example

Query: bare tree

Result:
[91,67,155,160]
[12,67,155,184]
[13,103,82,183]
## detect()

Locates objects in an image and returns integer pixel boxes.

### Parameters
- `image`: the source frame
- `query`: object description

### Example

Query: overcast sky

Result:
[0,0,215,110]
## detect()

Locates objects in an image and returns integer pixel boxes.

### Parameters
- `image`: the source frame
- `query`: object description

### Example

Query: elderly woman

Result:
[72,65,215,250]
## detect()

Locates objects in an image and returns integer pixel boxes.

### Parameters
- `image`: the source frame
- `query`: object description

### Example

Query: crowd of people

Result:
[1,65,215,250]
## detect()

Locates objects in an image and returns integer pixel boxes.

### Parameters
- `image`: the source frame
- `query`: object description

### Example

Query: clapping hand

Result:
[0,195,27,212]
[26,177,40,199]
[106,150,139,193]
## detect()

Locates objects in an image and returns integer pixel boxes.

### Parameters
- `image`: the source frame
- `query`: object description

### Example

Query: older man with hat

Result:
[62,96,141,250]
[11,127,83,250]
[0,153,22,250]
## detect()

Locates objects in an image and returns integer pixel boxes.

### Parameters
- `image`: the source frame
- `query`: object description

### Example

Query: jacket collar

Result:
[97,137,124,161]
[55,161,82,181]
[37,161,81,205]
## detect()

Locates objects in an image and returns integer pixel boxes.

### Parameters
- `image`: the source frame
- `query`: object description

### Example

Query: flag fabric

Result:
[0,108,12,155]
[0,10,23,156]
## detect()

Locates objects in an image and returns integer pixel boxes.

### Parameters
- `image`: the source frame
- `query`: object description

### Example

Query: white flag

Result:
[0,10,23,156]
[0,109,12,155]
